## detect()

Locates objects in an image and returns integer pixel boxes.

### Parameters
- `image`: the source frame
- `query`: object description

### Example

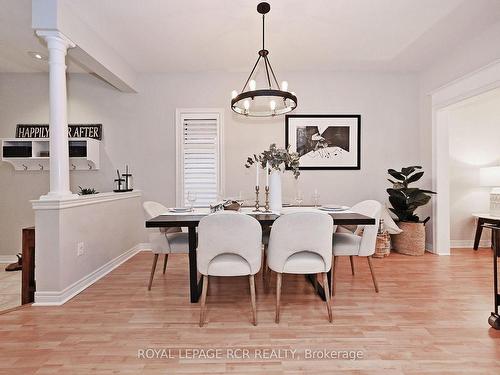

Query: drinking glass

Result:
[187,191,197,210]
[295,190,304,207]
[312,190,321,207]
[236,191,245,206]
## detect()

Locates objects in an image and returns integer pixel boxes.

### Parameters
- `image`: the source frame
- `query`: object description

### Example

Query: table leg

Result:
[306,235,334,301]
[306,274,328,301]
[188,226,201,303]
[474,218,485,250]
[489,228,500,329]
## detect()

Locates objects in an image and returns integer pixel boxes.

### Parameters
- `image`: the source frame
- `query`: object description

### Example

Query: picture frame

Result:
[285,114,361,170]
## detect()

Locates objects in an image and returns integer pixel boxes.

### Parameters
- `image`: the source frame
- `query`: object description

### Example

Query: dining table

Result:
[145,207,376,303]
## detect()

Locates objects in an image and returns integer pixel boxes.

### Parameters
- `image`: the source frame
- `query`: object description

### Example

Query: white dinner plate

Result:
[168,207,192,213]
[319,205,349,212]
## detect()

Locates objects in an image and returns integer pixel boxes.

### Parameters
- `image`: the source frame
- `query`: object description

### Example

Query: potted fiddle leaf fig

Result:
[387,166,436,256]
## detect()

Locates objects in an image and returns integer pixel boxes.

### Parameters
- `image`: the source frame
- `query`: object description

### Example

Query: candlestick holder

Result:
[263,186,271,212]
[253,186,261,212]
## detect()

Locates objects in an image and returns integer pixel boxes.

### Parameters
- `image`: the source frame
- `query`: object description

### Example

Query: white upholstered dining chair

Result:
[331,200,381,295]
[266,211,334,323]
[197,211,262,327]
[143,201,189,290]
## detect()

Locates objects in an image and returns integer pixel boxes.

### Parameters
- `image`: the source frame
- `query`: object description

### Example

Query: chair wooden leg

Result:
[163,254,169,274]
[349,255,355,275]
[148,254,159,291]
[331,256,338,297]
[199,275,209,327]
[322,272,333,323]
[263,250,272,289]
[262,251,267,280]
[275,273,282,323]
[367,257,379,293]
[249,275,257,326]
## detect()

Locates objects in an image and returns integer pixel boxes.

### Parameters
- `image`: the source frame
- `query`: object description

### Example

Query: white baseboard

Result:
[450,239,491,248]
[424,242,452,255]
[0,255,18,263]
[33,243,149,306]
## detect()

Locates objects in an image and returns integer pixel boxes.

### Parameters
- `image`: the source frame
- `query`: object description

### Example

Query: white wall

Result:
[0,71,420,255]
[448,89,500,246]
[33,191,146,304]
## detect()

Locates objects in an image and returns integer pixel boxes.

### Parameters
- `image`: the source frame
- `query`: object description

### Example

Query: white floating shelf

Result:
[1,138,100,171]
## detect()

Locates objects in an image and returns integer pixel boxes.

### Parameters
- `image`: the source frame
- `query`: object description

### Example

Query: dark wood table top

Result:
[146,210,376,228]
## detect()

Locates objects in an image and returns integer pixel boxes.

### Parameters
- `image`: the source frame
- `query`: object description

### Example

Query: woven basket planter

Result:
[373,232,391,258]
[391,222,426,256]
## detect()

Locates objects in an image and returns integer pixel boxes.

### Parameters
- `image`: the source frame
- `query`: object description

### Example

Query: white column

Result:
[36,31,78,200]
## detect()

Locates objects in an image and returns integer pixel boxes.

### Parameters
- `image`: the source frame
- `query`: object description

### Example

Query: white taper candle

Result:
[266,162,269,186]
[255,163,259,187]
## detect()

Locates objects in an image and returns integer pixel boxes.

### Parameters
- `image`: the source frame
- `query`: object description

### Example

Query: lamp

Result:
[480,166,500,216]
[230,2,297,117]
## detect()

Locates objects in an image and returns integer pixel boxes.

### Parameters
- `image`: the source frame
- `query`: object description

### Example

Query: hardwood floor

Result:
[0,249,499,374]
[0,264,21,311]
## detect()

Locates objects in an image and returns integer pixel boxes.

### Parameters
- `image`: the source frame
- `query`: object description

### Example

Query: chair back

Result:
[143,201,181,235]
[197,211,262,275]
[351,200,382,256]
[267,212,333,273]
[143,201,167,219]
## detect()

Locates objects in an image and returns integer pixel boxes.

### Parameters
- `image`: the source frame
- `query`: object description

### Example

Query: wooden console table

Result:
[473,213,500,250]
[21,227,35,304]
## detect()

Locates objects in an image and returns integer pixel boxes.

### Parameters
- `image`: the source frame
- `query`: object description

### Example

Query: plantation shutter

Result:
[181,116,220,207]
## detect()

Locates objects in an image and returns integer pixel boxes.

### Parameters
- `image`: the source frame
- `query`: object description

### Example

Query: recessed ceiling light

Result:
[28,51,47,61]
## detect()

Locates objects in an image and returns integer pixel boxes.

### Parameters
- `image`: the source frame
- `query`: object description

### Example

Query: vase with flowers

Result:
[245,143,300,212]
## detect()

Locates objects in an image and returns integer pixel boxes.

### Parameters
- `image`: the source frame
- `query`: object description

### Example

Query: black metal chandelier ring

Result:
[231,89,297,117]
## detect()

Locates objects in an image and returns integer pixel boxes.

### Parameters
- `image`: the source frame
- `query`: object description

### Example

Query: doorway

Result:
[432,61,500,254]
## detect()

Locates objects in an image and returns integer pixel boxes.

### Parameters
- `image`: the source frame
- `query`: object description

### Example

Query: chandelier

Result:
[231,2,297,117]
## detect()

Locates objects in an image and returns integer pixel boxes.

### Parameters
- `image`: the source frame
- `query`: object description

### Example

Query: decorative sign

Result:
[16,124,102,140]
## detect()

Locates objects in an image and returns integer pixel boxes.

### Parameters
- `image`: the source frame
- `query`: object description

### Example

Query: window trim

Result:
[175,108,225,207]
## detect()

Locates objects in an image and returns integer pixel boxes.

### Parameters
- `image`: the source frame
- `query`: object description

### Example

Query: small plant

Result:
[78,186,99,195]
[386,166,435,223]
[245,143,300,179]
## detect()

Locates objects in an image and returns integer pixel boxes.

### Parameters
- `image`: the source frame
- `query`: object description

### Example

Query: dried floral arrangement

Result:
[245,143,300,179]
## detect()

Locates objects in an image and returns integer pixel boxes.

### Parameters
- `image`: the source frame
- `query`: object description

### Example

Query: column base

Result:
[39,191,79,201]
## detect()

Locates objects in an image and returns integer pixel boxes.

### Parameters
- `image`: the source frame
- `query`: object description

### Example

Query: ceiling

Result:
[1,0,500,74]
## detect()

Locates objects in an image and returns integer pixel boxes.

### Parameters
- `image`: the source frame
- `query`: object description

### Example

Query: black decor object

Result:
[69,141,87,157]
[3,145,32,157]
[122,165,133,191]
[285,114,361,170]
[113,169,126,193]
[113,167,133,193]
[230,2,297,117]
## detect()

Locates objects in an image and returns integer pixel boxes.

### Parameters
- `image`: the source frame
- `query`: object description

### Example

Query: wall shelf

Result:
[1,138,100,171]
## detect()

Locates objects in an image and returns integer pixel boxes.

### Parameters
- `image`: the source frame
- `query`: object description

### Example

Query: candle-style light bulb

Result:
[249,79,256,91]
[231,90,238,99]
[270,100,276,111]
[244,100,250,110]
[281,81,288,91]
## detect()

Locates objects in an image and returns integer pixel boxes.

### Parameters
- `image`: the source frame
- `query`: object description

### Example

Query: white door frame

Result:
[431,60,500,254]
